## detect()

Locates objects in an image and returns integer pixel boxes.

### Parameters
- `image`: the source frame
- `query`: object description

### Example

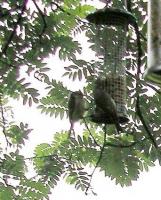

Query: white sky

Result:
[53,165,161,200]
[10,0,161,199]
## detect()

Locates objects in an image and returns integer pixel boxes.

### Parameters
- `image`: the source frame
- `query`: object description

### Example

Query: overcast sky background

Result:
[11,0,161,199]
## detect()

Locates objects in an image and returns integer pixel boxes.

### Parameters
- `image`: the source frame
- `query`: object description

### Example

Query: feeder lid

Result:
[86,7,136,26]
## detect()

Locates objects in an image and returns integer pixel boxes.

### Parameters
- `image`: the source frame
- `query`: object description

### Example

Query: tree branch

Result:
[136,96,158,149]
[51,1,87,25]
[146,83,161,94]
[83,118,102,148]
[32,0,47,38]
[128,19,159,149]
[0,0,28,57]
[126,70,161,95]
[139,32,147,42]
[85,125,107,195]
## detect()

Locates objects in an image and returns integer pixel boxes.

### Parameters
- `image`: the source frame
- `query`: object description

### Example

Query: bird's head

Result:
[94,78,104,90]
[74,90,83,97]
[70,90,84,99]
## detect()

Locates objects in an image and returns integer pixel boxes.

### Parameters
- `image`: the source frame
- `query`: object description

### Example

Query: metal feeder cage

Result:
[86,8,136,124]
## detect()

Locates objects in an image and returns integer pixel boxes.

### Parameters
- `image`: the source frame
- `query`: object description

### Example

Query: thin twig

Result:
[85,125,107,195]
[140,32,147,42]
[126,70,161,95]
[51,2,70,15]
[83,118,101,148]
[146,83,161,95]
[51,1,88,25]
[0,0,28,57]
[32,0,47,37]
[136,96,158,149]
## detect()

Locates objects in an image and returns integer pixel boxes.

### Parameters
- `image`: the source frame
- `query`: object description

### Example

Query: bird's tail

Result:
[68,122,75,137]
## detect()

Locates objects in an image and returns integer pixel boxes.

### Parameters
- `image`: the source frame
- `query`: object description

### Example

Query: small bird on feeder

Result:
[93,78,122,134]
[68,90,85,136]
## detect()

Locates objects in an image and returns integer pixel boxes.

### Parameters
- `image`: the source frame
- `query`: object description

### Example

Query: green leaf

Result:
[78,69,82,81]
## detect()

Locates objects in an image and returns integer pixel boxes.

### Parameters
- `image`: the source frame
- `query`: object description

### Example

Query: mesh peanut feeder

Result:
[86,7,136,124]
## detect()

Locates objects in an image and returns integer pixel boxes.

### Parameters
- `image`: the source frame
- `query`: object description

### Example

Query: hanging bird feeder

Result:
[143,1,161,86]
[86,6,136,125]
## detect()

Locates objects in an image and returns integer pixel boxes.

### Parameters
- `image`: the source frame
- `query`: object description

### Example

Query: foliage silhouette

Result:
[0,0,160,199]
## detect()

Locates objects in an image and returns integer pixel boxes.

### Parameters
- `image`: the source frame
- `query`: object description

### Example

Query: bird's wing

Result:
[68,93,75,120]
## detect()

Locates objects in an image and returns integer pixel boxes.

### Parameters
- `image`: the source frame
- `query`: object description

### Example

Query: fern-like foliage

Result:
[38,79,69,118]
[1,0,161,198]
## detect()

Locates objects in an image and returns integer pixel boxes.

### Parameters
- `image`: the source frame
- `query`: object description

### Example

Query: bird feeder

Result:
[86,7,136,124]
[143,1,161,86]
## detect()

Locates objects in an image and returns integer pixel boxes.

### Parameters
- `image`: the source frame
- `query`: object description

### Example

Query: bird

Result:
[68,90,85,136]
[93,78,122,134]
